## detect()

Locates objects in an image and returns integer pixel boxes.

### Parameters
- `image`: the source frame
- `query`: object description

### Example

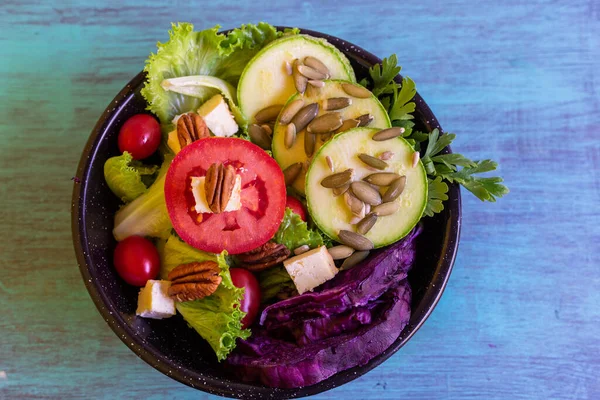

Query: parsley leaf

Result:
[424,177,449,217]
[431,153,477,170]
[367,54,402,96]
[389,77,416,121]
[423,129,456,160]
[438,160,509,202]
[421,129,509,204]
[362,54,416,123]
[363,56,508,216]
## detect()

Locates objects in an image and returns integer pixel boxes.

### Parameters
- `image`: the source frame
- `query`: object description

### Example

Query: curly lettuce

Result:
[142,22,294,130]
[273,208,325,251]
[160,235,250,361]
[112,156,173,241]
[103,152,158,202]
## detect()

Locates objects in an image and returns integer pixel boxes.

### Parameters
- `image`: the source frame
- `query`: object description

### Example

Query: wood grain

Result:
[1,0,598,398]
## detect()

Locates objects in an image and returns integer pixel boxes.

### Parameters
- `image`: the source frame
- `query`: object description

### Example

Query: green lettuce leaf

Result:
[160,235,250,361]
[112,156,173,241]
[258,265,296,304]
[142,22,292,129]
[273,208,325,251]
[103,152,158,202]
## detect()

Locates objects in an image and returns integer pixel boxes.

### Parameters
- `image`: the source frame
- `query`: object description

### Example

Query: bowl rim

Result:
[72,26,461,398]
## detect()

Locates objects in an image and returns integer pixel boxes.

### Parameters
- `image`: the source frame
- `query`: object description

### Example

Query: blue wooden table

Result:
[1,0,598,398]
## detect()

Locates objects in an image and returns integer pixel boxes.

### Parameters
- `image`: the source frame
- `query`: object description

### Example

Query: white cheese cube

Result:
[136,280,175,319]
[190,174,242,214]
[197,94,238,137]
[284,246,338,294]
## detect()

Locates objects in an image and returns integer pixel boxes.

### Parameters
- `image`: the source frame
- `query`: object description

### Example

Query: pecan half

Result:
[167,261,222,302]
[177,113,209,148]
[205,163,236,213]
[237,242,291,272]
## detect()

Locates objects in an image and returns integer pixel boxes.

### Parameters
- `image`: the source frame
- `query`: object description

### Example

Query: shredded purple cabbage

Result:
[227,226,421,388]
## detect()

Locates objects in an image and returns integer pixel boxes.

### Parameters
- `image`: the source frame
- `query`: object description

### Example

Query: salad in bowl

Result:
[80,22,507,391]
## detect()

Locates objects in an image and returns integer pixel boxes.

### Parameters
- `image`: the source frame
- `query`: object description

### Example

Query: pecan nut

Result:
[237,242,291,272]
[205,163,236,213]
[167,261,222,302]
[177,113,209,148]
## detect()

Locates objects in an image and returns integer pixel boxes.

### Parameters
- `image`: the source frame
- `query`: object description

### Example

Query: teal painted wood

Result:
[1,0,598,398]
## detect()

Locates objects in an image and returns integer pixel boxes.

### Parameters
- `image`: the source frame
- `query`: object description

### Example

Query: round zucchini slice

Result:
[305,127,427,248]
[272,80,391,195]
[238,34,355,122]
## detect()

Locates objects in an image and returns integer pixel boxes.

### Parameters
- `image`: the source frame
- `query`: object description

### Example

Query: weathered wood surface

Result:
[1,0,598,398]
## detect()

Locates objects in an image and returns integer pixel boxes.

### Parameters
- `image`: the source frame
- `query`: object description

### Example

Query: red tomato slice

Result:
[165,138,286,255]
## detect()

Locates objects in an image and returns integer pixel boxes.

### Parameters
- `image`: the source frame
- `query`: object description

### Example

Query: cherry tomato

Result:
[230,268,261,329]
[285,195,307,221]
[113,236,160,286]
[118,114,161,160]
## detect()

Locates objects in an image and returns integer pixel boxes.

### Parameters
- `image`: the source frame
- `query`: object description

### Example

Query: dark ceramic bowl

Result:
[72,27,461,398]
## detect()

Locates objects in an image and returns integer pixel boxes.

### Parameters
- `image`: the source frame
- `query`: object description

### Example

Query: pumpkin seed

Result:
[349,215,362,225]
[412,151,420,168]
[371,201,400,216]
[297,64,328,80]
[304,128,316,157]
[294,245,310,255]
[356,113,374,127]
[260,124,272,136]
[284,123,297,149]
[363,172,401,186]
[323,97,352,111]
[358,153,388,170]
[338,230,374,251]
[279,99,305,124]
[334,119,360,134]
[304,56,330,77]
[344,191,366,217]
[308,79,325,88]
[307,112,343,134]
[321,168,353,188]
[357,212,378,235]
[291,103,319,132]
[367,182,380,191]
[302,159,310,174]
[284,60,293,75]
[248,124,271,150]
[292,59,308,94]
[350,181,382,205]
[332,183,350,196]
[382,176,406,202]
[340,250,370,270]
[283,162,302,186]
[379,151,394,161]
[341,83,372,99]
[255,104,283,123]
[326,155,334,172]
[327,245,355,260]
[372,127,405,141]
